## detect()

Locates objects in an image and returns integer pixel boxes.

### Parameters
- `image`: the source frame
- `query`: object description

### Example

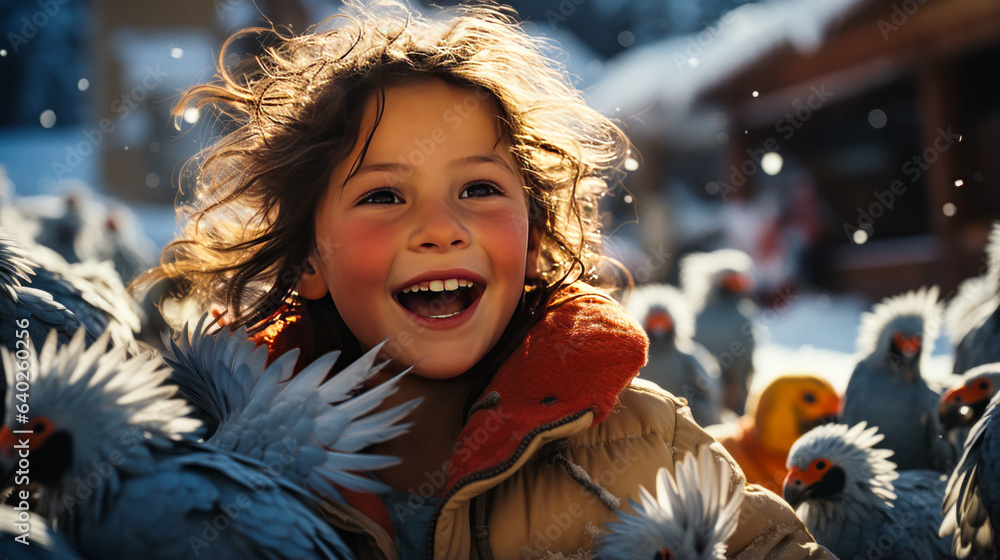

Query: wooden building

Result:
[702,0,1000,299]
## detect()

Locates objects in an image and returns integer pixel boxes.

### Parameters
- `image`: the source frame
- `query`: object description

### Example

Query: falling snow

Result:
[39,110,56,128]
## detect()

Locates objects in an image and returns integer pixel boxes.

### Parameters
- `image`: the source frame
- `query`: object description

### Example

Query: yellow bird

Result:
[706,374,841,494]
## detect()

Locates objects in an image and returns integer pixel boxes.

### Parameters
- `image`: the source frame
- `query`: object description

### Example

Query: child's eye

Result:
[460,181,501,199]
[359,188,402,205]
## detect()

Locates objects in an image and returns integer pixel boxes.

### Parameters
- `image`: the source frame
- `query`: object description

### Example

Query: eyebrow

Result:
[350,153,518,178]
[456,154,517,174]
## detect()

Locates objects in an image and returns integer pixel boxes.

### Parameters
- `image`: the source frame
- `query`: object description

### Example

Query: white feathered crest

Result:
[986,220,1000,291]
[945,275,997,346]
[160,314,422,502]
[944,222,1000,346]
[625,283,696,343]
[598,445,744,560]
[957,362,1000,388]
[787,422,898,526]
[1,329,201,499]
[679,249,753,311]
[855,285,942,358]
[0,230,36,302]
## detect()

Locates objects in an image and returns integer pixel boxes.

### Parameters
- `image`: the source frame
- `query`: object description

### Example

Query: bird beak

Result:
[817,392,842,421]
[645,311,674,339]
[939,382,993,430]
[892,333,921,362]
[721,272,753,294]
[782,466,817,509]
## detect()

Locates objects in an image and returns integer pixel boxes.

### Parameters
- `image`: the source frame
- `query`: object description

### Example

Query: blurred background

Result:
[0,0,997,375]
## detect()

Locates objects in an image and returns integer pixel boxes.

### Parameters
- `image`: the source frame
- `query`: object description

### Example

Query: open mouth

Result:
[395,278,484,319]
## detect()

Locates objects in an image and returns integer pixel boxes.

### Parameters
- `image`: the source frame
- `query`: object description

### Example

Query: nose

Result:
[408,197,470,252]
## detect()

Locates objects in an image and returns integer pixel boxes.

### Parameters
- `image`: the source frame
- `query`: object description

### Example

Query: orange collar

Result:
[439,283,648,491]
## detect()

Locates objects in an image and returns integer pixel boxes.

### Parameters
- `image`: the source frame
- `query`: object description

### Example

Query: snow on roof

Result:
[584,0,872,138]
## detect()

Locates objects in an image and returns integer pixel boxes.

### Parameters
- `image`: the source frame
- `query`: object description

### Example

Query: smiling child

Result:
[134,2,835,558]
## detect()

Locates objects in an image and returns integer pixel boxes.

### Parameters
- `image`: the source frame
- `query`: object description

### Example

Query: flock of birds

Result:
[0,183,422,558]
[1,179,1000,560]
[622,223,1000,560]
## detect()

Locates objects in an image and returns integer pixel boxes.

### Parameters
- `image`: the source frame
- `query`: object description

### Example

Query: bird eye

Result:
[802,391,816,404]
[33,421,46,435]
[954,395,963,403]
[979,380,990,391]
[815,460,827,470]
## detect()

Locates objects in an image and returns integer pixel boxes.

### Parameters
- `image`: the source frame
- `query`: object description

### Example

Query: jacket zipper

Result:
[423,409,592,559]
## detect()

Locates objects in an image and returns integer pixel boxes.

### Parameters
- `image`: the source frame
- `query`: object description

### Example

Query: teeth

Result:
[400,278,474,294]
[428,310,463,319]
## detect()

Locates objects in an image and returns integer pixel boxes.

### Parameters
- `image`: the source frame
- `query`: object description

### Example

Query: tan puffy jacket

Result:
[284,283,835,559]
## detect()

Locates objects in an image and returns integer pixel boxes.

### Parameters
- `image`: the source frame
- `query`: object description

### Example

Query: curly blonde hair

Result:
[132,0,630,330]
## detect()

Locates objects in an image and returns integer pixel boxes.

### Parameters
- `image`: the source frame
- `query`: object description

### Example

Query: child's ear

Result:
[296,253,330,299]
[525,228,541,279]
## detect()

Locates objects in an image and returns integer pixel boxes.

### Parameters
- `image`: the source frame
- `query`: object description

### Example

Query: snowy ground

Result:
[753,290,956,397]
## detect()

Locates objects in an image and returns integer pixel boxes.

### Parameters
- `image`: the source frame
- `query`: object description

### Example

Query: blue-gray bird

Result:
[0,231,86,347]
[159,313,421,499]
[940,372,1000,559]
[840,286,957,472]
[946,276,995,362]
[939,363,1000,449]
[784,421,953,560]
[0,504,86,559]
[598,445,744,560]
[0,231,89,423]
[626,283,724,427]
[681,249,758,416]
[951,222,1000,376]
[24,241,142,354]
[0,326,415,559]
[97,206,158,283]
[32,190,89,265]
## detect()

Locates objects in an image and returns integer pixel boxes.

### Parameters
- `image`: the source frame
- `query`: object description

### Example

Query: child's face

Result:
[299,79,537,379]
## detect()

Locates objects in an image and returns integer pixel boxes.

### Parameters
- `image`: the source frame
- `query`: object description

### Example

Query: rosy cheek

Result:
[331,223,393,278]
[483,210,529,263]
[489,199,531,232]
